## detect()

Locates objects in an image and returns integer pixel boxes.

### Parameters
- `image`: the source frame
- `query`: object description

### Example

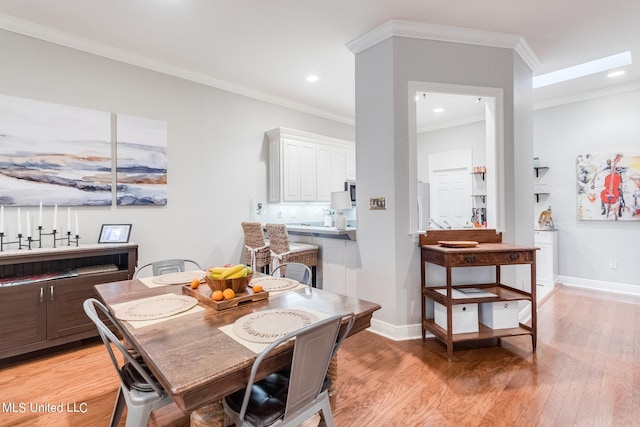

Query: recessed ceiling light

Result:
[607,70,626,78]
[532,51,632,89]
[306,75,319,83]
[433,108,444,113]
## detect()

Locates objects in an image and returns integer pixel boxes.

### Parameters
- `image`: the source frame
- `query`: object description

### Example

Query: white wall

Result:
[0,29,354,268]
[534,88,640,289]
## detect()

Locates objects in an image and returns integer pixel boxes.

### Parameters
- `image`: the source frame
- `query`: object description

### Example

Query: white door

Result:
[429,149,472,229]
[432,168,470,228]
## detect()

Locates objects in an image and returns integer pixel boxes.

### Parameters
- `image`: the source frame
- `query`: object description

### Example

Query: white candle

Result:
[26,211,31,237]
[0,205,4,234]
[17,207,21,235]
[38,201,43,227]
[75,211,79,236]
[67,208,71,233]
[52,205,58,231]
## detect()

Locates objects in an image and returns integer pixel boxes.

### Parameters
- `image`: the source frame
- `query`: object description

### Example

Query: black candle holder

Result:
[0,232,28,251]
[0,228,80,251]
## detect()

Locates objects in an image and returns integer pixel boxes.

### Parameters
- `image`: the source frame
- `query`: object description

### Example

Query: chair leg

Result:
[109,387,126,427]
[318,397,335,427]
[124,404,153,427]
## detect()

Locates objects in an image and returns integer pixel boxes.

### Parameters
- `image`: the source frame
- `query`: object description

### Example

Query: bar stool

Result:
[241,222,271,274]
[265,223,318,287]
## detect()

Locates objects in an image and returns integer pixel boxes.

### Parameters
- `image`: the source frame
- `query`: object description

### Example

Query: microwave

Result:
[344,181,356,205]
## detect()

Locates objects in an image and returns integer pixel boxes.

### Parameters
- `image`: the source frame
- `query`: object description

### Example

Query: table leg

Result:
[190,401,226,427]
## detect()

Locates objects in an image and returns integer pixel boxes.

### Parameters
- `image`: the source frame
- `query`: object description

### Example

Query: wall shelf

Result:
[471,194,487,203]
[534,193,549,203]
[534,166,549,178]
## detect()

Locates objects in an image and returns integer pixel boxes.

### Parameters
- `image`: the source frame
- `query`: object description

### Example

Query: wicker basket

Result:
[205,273,252,293]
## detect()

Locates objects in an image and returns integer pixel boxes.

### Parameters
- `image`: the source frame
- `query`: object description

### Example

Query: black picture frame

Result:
[98,224,132,244]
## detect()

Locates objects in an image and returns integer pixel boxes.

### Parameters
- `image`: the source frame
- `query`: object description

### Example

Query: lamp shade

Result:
[331,191,352,210]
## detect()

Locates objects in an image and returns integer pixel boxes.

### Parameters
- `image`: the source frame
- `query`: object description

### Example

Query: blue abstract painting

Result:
[0,94,112,206]
[116,114,167,205]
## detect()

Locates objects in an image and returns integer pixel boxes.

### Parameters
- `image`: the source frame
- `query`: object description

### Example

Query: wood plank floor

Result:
[1,285,638,427]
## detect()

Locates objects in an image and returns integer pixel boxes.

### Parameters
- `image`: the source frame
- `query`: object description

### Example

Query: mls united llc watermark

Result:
[2,401,88,413]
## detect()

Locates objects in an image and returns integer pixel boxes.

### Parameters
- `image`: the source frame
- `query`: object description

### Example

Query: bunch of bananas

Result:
[208,264,252,280]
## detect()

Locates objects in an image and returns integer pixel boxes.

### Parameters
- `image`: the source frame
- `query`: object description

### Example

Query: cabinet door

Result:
[345,148,356,181]
[319,238,347,295]
[299,142,317,201]
[316,146,332,201]
[282,140,301,201]
[330,148,347,192]
[47,273,124,340]
[0,282,46,354]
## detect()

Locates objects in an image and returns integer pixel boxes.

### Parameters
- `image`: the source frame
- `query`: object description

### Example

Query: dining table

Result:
[94,273,381,427]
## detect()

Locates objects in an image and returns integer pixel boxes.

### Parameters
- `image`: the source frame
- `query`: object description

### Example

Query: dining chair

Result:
[83,298,173,427]
[222,312,355,427]
[271,262,312,286]
[133,258,202,279]
[242,222,271,274]
[265,223,318,286]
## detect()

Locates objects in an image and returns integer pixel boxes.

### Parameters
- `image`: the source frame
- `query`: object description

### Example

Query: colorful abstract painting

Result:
[116,114,167,205]
[0,94,112,206]
[576,152,640,221]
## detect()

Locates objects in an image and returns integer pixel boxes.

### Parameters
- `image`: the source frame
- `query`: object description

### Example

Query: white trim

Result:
[367,318,425,341]
[0,13,354,126]
[534,79,640,111]
[557,276,640,297]
[347,19,539,72]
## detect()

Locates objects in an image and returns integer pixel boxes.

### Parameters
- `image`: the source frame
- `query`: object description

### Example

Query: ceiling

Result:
[1,0,639,128]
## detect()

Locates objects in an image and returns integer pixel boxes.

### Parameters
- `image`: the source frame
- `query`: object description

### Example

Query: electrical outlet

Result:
[609,260,617,270]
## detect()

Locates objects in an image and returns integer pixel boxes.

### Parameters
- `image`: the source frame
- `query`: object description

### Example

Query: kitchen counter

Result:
[278,222,357,240]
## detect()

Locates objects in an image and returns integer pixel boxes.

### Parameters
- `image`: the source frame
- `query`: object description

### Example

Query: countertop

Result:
[268,222,357,240]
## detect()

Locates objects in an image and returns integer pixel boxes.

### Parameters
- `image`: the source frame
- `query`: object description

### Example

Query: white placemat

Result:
[114,294,198,321]
[116,305,205,329]
[219,308,328,353]
[250,276,300,292]
[139,270,205,288]
[233,308,319,343]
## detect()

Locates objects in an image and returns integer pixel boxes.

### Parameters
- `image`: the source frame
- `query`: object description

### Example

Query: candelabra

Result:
[0,227,80,251]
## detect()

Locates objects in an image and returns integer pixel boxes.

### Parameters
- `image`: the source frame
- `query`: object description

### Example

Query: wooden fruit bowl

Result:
[205,273,252,293]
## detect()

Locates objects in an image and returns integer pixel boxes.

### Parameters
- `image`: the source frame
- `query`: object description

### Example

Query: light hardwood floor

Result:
[1,285,638,427]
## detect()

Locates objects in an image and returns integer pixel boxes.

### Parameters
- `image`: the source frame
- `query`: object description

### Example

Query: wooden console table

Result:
[0,243,138,359]
[419,229,537,360]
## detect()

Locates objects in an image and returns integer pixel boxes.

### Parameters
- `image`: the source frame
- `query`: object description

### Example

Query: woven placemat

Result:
[232,308,319,343]
[250,276,300,292]
[151,271,205,285]
[115,294,198,321]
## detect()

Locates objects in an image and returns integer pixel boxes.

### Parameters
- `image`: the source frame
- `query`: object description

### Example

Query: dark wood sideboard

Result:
[0,243,138,360]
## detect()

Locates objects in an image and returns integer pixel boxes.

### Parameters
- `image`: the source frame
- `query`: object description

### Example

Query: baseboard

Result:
[367,318,425,341]
[556,275,640,296]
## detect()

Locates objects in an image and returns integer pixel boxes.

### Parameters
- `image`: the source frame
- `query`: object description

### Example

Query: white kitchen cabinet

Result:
[534,229,558,288]
[346,148,356,181]
[267,127,354,202]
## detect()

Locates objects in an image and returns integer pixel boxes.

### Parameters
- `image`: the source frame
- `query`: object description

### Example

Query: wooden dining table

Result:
[94,276,381,426]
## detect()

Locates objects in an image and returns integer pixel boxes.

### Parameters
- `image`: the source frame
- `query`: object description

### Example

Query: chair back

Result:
[82,298,165,397]
[242,222,267,247]
[265,223,291,255]
[238,312,355,423]
[271,263,312,286]
[134,259,202,279]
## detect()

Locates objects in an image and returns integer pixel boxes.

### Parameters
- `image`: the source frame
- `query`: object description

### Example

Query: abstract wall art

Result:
[116,114,167,205]
[576,152,640,221]
[0,94,112,206]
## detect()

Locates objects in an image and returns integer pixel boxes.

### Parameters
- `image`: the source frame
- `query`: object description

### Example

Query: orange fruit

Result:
[252,284,263,293]
[222,288,235,300]
[190,278,201,289]
[211,290,224,301]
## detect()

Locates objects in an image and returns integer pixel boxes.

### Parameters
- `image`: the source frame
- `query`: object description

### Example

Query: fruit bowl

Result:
[205,273,252,293]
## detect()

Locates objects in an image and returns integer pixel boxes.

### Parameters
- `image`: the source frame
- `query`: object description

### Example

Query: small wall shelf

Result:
[472,194,487,203]
[471,171,485,181]
[534,193,549,203]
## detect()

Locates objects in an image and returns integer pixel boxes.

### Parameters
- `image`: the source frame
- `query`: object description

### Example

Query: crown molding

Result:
[534,79,640,111]
[0,13,354,125]
[347,19,540,71]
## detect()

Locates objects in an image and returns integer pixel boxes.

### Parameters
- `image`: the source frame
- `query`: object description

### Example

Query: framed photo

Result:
[98,224,132,244]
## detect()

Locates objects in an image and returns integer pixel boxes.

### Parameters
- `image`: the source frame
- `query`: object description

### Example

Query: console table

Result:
[419,229,537,360]
[0,243,138,359]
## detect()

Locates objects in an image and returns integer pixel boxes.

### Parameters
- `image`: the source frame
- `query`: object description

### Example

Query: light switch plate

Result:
[369,197,386,210]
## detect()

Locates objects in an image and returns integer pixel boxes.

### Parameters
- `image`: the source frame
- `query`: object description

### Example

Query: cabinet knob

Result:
[509,253,520,261]
[40,287,44,303]
[50,286,54,301]
[464,255,476,263]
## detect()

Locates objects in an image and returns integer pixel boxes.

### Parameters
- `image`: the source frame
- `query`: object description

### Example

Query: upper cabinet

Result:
[267,128,355,203]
